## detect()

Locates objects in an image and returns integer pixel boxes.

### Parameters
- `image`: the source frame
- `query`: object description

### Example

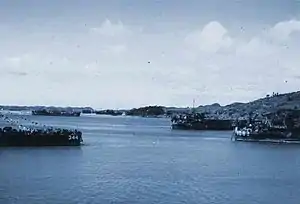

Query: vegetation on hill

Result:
[126,106,166,117]
[1,91,300,120]
[95,109,123,116]
[194,91,300,120]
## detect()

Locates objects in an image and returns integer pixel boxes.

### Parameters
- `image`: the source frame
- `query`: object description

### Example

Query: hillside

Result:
[194,91,300,120]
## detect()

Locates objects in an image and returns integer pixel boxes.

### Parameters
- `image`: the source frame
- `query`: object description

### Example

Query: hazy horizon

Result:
[0,89,297,110]
[1,0,300,109]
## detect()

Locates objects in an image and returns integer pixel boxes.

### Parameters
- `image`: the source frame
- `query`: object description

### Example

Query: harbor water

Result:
[1,114,300,204]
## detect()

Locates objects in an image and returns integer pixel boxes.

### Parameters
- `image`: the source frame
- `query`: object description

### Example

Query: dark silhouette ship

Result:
[0,112,83,146]
[32,109,81,117]
[171,113,233,130]
[0,126,83,147]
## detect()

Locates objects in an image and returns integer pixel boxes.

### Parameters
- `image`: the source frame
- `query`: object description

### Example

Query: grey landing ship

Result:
[0,114,83,146]
[232,109,300,143]
[171,113,233,130]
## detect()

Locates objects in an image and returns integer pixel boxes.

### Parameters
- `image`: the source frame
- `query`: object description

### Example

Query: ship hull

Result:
[232,129,300,143]
[0,142,81,147]
[234,137,300,144]
[171,120,233,131]
[0,130,83,147]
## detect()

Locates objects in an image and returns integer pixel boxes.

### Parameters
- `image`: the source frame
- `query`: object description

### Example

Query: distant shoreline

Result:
[1,90,300,119]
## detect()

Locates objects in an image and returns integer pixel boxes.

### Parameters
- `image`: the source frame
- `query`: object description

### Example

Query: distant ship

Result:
[171,113,233,130]
[32,109,81,117]
[232,109,300,143]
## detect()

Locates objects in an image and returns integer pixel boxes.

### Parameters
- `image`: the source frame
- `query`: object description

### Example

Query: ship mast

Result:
[193,99,195,109]
[191,98,196,113]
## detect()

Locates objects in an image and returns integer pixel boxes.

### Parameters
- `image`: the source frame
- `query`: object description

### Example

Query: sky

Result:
[0,0,300,109]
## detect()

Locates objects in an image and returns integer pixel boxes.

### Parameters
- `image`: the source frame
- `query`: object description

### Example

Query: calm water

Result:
[1,114,300,204]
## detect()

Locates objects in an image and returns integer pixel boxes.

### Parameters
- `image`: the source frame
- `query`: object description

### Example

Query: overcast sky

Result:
[0,0,300,109]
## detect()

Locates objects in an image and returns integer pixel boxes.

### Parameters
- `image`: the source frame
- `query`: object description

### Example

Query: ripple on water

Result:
[1,116,300,204]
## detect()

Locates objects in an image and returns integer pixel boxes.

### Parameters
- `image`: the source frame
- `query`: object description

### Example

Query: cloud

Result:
[181,20,300,104]
[236,37,279,57]
[269,19,300,41]
[184,21,233,53]
[1,18,300,108]
[1,54,40,76]
[103,44,127,55]
[90,19,132,37]
[7,71,28,76]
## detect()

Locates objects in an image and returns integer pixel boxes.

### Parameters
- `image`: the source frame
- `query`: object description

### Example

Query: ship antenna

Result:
[193,99,195,109]
[192,98,196,113]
